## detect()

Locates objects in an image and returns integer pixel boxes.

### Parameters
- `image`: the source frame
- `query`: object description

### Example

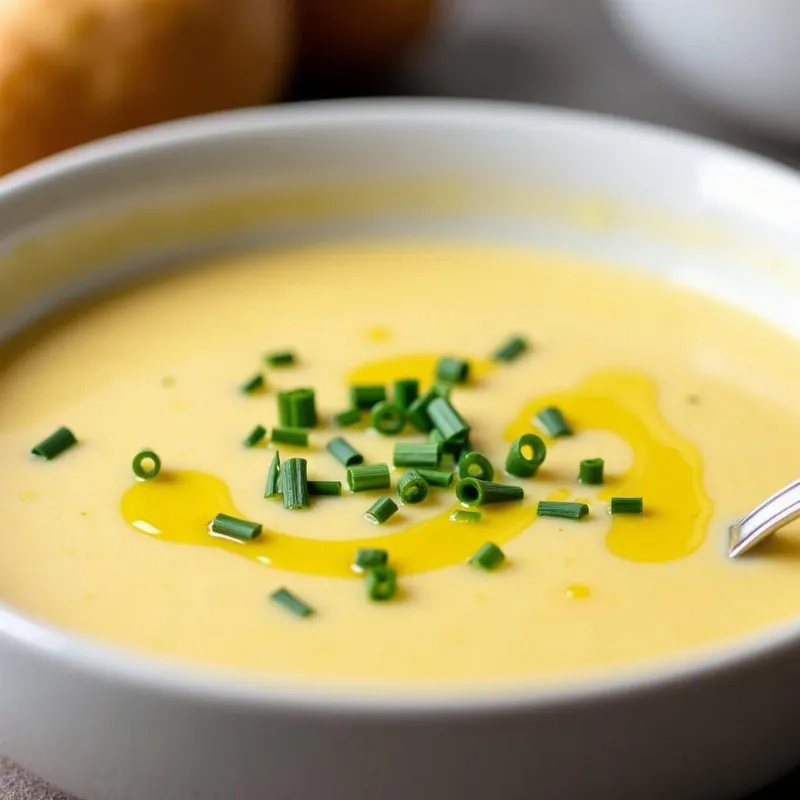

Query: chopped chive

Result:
[579,458,605,485]
[458,451,495,482]
[450,509,482,523]
[132,449,161,480]
[326,436,364,467]
[397,469,429,504]
[264,451,281,498]
[271,427,309,446]
[243,425,267,448]
[469,542,505,571]
[354,548,388,571]
[210,513,262,541]
[347,463,391,492]
[291,388,318,428]
[365,495,399,524]
[31,426,77,460]
[536,406,572,437]
[537,501,589,520]
[456,478,524,506]
[365,565,397,601]
[308,480,342,496]
[393,378,419,409]
[393,442,441,468]
[277,388,317,428]
[433,380,454,399]
[240,373,265,394]
[505,434,547,478]
[428,428,446,447]
[491,335,529,363]
[436,356,470,384]
[282,458,309,510]
[271,587,314,618]
[265,350,296,367]
[333,407,362,428]
[351,384,386,410]
[428,397,471,442]
[610,497,643,514]
[370,400,406,435]
[406,388,438,432]
[416,467,455,487]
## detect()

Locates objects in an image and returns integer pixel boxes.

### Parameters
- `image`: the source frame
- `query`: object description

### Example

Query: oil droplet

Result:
[366,327,392,342]
[18,490,35,502]
[566,583,592,600]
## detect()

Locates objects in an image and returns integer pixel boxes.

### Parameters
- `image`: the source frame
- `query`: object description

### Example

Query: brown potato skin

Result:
[295,0,437,73]
[0,0,295,176]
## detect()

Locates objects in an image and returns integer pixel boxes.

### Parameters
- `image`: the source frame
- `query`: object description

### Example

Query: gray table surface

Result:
[4,0,800,797]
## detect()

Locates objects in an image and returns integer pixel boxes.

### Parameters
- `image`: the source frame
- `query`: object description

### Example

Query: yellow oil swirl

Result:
[506,370,712,562]
[121,359,711,576]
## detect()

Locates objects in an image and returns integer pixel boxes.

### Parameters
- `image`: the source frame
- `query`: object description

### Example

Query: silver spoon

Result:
[728,478,800,557]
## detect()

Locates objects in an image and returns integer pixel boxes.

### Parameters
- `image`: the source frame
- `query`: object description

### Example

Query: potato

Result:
[296,0,437,73]
[0,0,295,176]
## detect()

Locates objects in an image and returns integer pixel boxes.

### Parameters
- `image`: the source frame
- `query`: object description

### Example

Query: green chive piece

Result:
[365,565,397,601]
[393,442,441,468]
[491,335,529,363]
[536,406,573,437]
[428,428,445,447]
[365,495,399,524]
[579,458,605,485]
[370,401,406,436]
[406,388,438,432]
[292,388,318,428]
[210,513,262,541]
[351,384,387,410]
[277,388,317,428]
[271,587,314,618]
[264,451,281,498]
[132,449,161,480]
[354,548,388,571]
[240,373,265,394]
[308,480,342,496]
[537,501,589,520]
[393,378,419,410]
[347,463,391,492]
[271,427,309,447]
[282,458,309,510]
[416,468,455,487]
[505,434,547,478]
[435,356,470,384]
[428,397,471,442]
[326,436,364,467]
[31,426,77,460]
[397,469,429,504]
[450,509,482,523]
[333,407,362,428]
[610,497,644,515]
[469,542,505,571]
[456,478,524,506]
[433,380,454,399]
[265,350,296,367]
[458,451,495,482]
[243,425,268,448]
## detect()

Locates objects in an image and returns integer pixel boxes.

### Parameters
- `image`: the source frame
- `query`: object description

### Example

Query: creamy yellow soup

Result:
[2,240,800,687]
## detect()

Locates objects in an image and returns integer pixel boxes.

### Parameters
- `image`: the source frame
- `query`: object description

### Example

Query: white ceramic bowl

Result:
[2,101,800,800]
[606,0,800,139]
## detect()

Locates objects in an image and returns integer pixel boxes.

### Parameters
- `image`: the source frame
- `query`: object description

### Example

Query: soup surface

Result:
[1,240,800,687]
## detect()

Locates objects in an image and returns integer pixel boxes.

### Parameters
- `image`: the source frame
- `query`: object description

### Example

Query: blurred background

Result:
[2,0,800,180]
[2,0,800,797]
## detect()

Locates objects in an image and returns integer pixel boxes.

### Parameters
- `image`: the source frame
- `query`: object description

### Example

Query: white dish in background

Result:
[606,0,800,139]
[2,101,800,799]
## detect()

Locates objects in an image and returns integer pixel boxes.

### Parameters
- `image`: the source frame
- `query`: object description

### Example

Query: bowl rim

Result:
[3,97,800,715]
